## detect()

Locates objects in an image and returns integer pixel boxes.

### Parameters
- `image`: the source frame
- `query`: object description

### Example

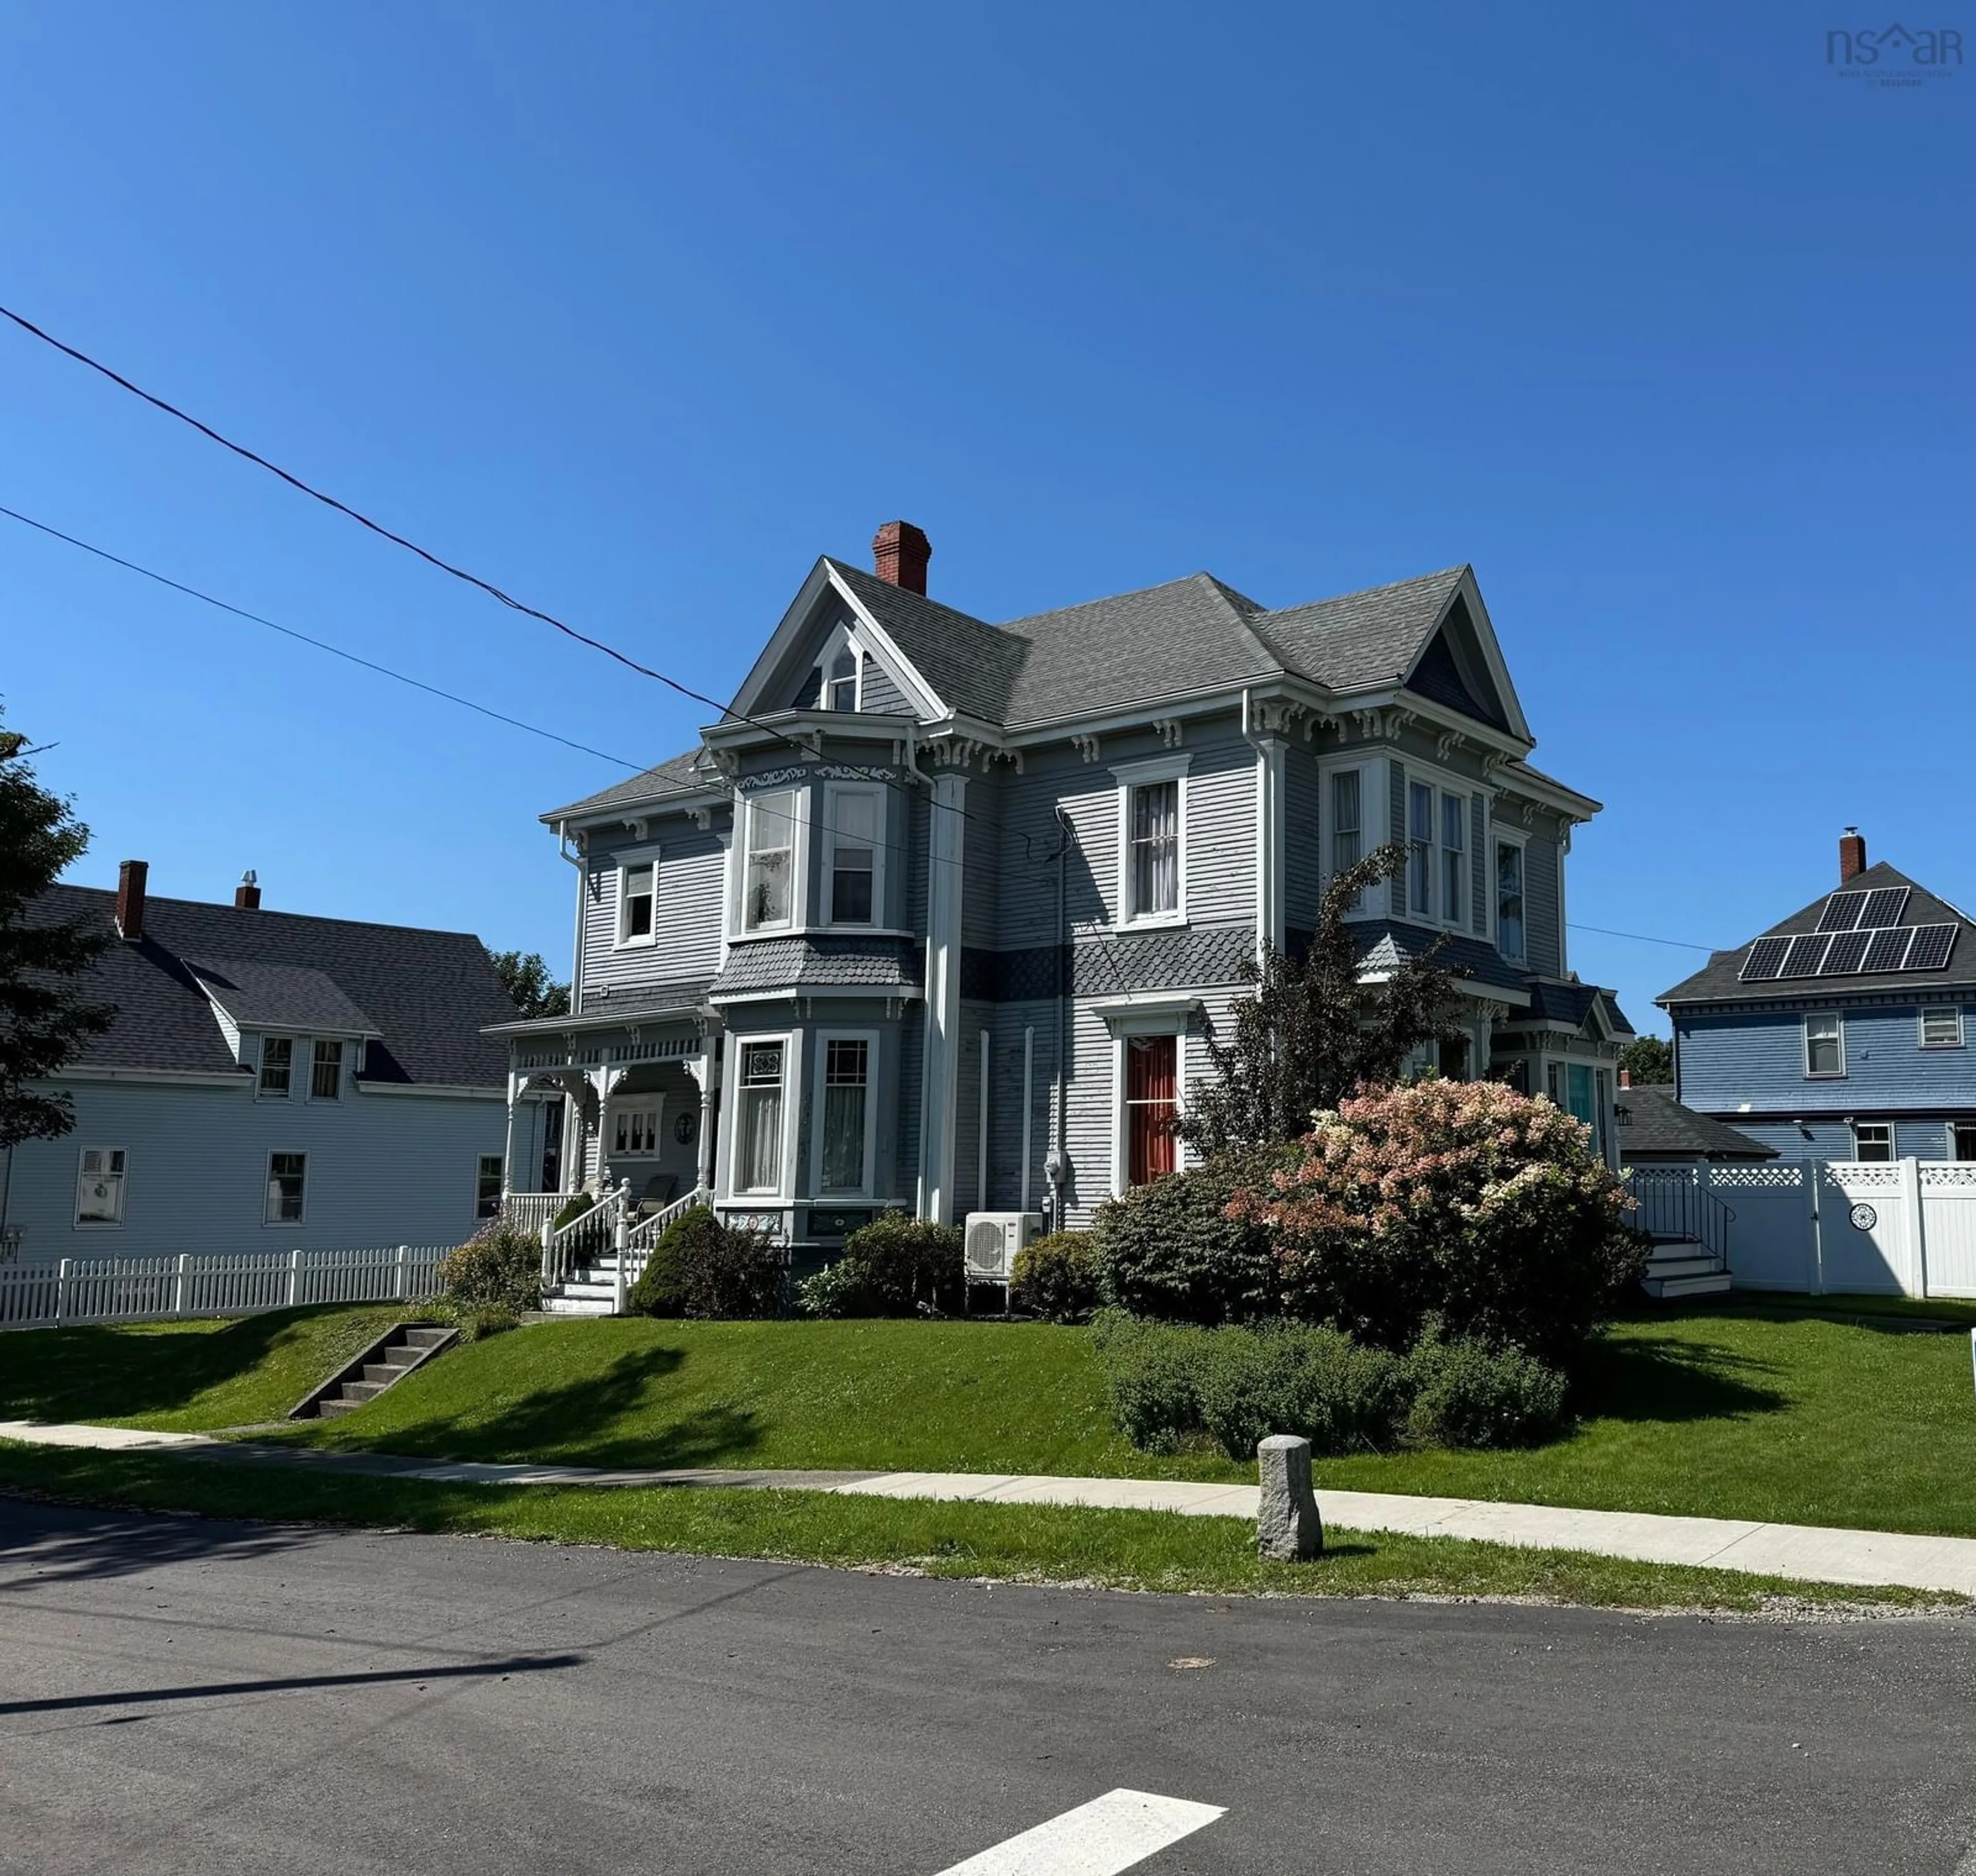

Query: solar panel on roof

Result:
[1741,936,1791,981]
[1820,929,1874,975]
[1859,887,1910,929]
[1779,934,1831,978]
[1904,924,1959,971]
[1862,926,1913,974]
[1816,891,1867,933]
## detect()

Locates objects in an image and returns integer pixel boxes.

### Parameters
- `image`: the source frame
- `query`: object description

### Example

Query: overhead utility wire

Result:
[0,503,642,770]
[1566,921,1719,952]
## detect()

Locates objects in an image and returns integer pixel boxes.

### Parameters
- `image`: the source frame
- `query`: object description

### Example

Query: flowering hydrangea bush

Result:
[1234,1078,1644,1361]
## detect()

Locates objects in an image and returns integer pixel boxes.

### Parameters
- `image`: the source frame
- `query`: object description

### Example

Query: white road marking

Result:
[933,1787,1226,1874]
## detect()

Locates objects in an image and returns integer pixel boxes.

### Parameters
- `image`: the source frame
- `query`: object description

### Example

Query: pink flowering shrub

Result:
[1236,1079,1645,1361]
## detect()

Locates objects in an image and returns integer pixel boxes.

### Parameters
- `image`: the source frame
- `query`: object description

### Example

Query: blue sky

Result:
[3,2,1969,1036]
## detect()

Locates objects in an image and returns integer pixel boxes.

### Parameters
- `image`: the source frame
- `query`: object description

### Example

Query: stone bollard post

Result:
[1257,1433,1324,1561]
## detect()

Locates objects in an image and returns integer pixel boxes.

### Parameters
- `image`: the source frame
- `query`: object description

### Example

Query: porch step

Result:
[541,1295,615,1317]
[1642,1270,1735,1299]
[1644,1254,1724,1282]
[287,1320,460,1421]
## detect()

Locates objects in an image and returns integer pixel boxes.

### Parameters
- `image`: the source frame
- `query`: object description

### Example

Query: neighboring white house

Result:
[493,519,1634,1295]
[2,860,550,1262]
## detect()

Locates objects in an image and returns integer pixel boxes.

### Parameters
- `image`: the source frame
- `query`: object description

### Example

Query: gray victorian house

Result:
[491,522,1630,1301]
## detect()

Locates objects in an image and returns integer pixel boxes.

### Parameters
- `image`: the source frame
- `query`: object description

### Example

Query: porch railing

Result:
[502,1193,564,1238]
[623,1186,713,1290]
[1627,1166,1737,1267]
[539,1184,628,1293]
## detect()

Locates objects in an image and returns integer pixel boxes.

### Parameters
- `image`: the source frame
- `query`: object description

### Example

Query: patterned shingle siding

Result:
[1470,793,1488,935]
[1523,830,1562,976]
[708,936,921,999]
[1387,758,1408,919]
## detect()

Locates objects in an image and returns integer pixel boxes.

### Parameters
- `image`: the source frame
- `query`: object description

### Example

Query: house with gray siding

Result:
[2,862,540,1262]
[495,520,1631,1290]
[1660,830,1976,1162]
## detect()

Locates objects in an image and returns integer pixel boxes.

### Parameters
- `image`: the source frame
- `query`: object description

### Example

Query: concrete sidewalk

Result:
[5,1418,1975,1598]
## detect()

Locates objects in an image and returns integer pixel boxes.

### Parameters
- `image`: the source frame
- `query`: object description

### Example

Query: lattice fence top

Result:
[1627,1166,1703,1189]
[1920,1164,1976,1189]
[1710,1164,1808,1188]
[1824,1162,1903,1190]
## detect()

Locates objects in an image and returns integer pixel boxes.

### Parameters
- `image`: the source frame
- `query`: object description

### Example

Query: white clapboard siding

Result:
[0,1244,448,1331]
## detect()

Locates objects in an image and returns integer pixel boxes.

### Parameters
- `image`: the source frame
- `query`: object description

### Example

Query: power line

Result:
[0,503,643,770]
[1567,921,1718,952]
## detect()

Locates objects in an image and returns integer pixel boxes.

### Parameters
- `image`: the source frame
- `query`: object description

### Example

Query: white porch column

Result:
[919,769,968,1225]
[686,1045,719,1196]
[502,1072,520,1194]
[1253,730,1286,957]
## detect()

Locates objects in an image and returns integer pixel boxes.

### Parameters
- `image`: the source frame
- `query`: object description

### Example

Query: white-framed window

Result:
[1407,780,1434,915]
[814,1033,877,1195]
[1401,771,1477,929]
[265,1152,307,1225]
[1805,1011,1845,1078]
[1920,1007,1964,1050]
[1330,768,1363,878]
[1951,1122,1976,1162]
[1852,1121,1894,1162]
[1121,1032,1181,1188]
[475,1154,504,1219]
[310,1038,344,1101]
[733,1037,790,1196]
[610,1102,663,1158]
[742,789,800,933]
[825,645,862,712]
[1495,838,1526,963]
[1441,791,1467,926]
[619,860,657,945]
[75,1147,127,1227]
[258,1035,293,1098]
[825,786,881,926]
[1114,755,1188,927]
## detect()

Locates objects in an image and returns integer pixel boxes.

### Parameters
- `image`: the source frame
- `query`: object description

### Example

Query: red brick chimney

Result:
[1618,1068,1631,1089]
[235,870,261,911]
[116,859,148,941]
[872,520,931,595]
[1840,826,1866,883]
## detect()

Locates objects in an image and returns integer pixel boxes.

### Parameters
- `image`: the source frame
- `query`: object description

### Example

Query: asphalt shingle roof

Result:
[1659,862,1974,1007]
[544,750,707,824]
[1615,1084,1777,1160]
[825,562,1031,723]
[184,958,380,1035]
[1246,567,1470,695]
[30,886,516,1088]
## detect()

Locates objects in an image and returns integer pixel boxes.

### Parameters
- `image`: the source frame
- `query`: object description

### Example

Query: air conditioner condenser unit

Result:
[963,1211,1045,1285]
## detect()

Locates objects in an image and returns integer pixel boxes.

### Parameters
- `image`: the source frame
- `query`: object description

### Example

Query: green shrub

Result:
[1090,1147,1289,1325]
[436,1221,541,1315]
[676,1215,785,1320]
[1193,1322,1408,1461]
[1088,1309,1211,1453]
[839,1212,964,1317]
[1011,1231,1101,1323]
[458,1303,520,1342]
[1403,1329,1569,1448]
[551,1191,596,1233]
[793,1258,869,1320]
[625,1204,714,1317]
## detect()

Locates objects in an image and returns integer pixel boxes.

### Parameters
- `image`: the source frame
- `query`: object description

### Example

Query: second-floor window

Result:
[744,790,798,932]
[826,788,879,925]
[311,1039,343,1101]
[1330,769,1362,876]
[621,862,656,943]
[1126,780,1180,923]
[1920,1007,1964,1049]
[258,1035,292,1098]
[1407,782,1434,916]
[1441,793,1467,927]
[1496,841,1526,962]
[1805,1011,1844,1077]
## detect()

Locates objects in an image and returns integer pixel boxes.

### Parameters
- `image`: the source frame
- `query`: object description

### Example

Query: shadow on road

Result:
[0,1497,332,1587]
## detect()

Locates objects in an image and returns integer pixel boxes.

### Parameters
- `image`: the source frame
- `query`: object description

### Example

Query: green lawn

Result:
[0,1304,418,1431]
[0,1440,1947,1615]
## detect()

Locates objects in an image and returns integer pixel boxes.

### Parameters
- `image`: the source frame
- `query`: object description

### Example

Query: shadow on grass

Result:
[1577,1333,1790,1426]
[340,1346,767,1473]
[0,1307,381,1425]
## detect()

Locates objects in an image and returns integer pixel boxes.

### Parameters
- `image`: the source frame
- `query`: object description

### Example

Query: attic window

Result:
[826,647,861,712]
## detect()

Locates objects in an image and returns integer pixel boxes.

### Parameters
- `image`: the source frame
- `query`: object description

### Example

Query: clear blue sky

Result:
[4,3,1969,1037]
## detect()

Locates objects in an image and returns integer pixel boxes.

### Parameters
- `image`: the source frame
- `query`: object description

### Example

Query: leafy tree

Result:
[486,947,570,1020]
[0,712,113,1151]
[1618,1034,1674,1085]
[1178,842,1468,1155]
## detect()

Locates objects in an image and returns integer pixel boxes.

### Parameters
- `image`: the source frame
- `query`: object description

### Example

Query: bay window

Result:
[1330,768,1363,907]
[1496,840,1526,962]
[1441,792,1467,926]
[735,1040,787,1195]
[826,788,880,926]
[1407,781,1434,915]
[743,790,798,932]
[818,1036,872,1193]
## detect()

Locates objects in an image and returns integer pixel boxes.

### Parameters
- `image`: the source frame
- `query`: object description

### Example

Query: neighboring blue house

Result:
[1662,831,1976,1163]
[2,860,551,1262]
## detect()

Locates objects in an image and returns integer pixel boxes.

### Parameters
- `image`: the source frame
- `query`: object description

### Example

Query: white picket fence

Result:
[0,1244,450,1331]
[1640,1159,1976,1299]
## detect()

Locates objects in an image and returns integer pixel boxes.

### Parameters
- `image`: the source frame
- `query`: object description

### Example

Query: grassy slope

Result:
[0,1305,416,1431]
[0,1440,1947,1615]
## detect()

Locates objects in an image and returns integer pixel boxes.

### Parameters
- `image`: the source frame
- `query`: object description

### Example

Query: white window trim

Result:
[256,1034,295,1101]
[823,783,886,929]
[1492,826,1529,963]
[1393,756,1497,933]
[1317,752,1387,920]
[1804,1011,1847,1079]
[305,1036,346,1104]
[810,1028,880,1200]
[734,788,809,937]
[607,1096,667,1160]
[74,1145,128,1229]
[1110,1023,1189,1198]
[614,845,662,950]
[1852,1120,1895,1160]
[722,1030,801,1202]
[1111,753,1190,931]
[1949,1121,1976,1162]
[815,624,866,713]
[1918,1006,1965,1050]
[264,1150,309,1227]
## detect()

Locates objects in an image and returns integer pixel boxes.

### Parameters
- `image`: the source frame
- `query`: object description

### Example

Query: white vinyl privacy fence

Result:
[1639,1159,1976,1299]
[0,1244,449,1330]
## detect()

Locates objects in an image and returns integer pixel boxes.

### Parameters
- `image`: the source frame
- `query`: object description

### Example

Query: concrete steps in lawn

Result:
[290,1322,458,1421]
[540,1261,626,1317]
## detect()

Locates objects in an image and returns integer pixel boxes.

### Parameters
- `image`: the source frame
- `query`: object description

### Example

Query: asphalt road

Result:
[5,1498,1976,1874]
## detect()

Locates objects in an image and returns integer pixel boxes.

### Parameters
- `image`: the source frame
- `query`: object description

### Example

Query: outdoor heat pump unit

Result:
[963,1211,1046,1287]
